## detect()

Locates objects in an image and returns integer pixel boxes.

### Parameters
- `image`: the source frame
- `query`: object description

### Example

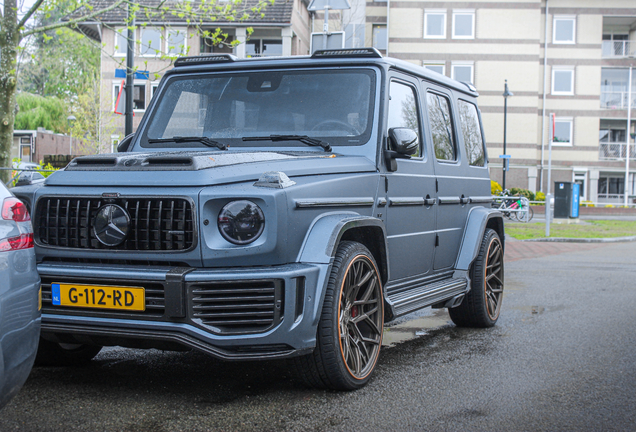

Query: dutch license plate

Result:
[51,283,145,312]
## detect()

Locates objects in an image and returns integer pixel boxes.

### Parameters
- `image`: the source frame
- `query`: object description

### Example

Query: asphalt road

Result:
[1,241,635,431]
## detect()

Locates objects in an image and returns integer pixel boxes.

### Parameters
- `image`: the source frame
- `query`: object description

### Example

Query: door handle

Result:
[424,198,437,206]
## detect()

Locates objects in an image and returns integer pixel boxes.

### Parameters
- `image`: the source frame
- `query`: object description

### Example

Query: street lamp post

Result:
[67,115,77,156]
[502,80,513,190]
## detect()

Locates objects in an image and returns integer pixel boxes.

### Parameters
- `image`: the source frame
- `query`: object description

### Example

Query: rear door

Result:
[423,85,468,270]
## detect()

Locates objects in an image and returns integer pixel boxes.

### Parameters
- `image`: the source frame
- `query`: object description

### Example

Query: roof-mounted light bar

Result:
[311,48,382,59]
[174,54,237,67]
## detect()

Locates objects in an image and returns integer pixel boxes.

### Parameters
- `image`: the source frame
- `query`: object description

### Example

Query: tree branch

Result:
[17,0,46,30]
[22,0,127,37]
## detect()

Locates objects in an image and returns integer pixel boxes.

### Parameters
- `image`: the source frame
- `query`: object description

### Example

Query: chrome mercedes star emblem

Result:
[93,204,130,246]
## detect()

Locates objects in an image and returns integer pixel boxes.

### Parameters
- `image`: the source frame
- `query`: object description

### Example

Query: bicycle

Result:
[493,190,534,222]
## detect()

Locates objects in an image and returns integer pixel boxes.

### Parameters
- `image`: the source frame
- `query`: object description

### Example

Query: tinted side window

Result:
[388,81,421,157]
[458,100,485,167]
[427,92,456,161]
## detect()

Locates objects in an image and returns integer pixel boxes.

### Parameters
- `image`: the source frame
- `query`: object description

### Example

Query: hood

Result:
[44,150,377,187]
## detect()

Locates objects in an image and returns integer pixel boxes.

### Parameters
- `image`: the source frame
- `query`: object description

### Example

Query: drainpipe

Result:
[386,0,390,56]
[539,0,549,192]
[624,65,633,207]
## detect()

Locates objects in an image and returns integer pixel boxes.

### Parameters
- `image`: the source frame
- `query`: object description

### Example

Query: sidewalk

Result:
[504,239,606,262]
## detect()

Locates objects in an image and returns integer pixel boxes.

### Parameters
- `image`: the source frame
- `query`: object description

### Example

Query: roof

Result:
[68,0,296,41]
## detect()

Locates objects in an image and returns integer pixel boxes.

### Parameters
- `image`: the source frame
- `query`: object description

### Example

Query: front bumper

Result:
[38,262,331,360]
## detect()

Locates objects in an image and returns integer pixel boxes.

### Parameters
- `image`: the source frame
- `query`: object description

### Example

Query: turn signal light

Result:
[2,197,30,222]
[0,233,34,251]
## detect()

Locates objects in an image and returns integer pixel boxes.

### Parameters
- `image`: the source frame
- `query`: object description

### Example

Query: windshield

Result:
[141,68,376,149]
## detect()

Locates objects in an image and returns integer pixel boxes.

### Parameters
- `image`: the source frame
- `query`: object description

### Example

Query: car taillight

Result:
[0,233,34,251]
[2,197,31,222]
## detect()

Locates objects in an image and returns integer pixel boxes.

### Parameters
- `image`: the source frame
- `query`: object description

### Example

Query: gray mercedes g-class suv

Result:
[13,48,504,390]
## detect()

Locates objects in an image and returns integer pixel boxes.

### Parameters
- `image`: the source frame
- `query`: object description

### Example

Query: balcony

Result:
[602,40,635,58]
[599,142,636,161]
[601,91,636,109]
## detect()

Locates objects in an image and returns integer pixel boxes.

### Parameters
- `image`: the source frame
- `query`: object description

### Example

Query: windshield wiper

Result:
[148,136,228,150]
[242,135,332,152]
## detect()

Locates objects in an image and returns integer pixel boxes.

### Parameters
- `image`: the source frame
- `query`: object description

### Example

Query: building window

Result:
[111,135,120,153]
[424,10,446,39]
[602,34,629,57]
[553,118,572,146]
[372,25,387,50]
[166,28,187,55]
[114,28,134,56]
[113,82,147,112]
[451,62,474,84]
[552,67,574,95]
[151,82,159,99]
[427,92,456,161]
[452,10,474,39]
[458,100,485,167]
[598,176,624,197]
[141,28,162,56]
[423,62,445,75]
[553,16,575,44]
[246,39,282,57]
[388,81,421,157]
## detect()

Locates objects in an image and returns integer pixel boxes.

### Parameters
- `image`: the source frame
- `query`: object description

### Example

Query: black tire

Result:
[293,241,384,390]
[449,229,504,328]
[34,337,102,367]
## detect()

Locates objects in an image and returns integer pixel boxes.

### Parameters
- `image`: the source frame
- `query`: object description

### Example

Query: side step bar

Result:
[385,277,468,319]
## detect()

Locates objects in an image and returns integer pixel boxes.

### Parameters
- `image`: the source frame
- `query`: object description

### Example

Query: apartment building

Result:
[73,0,311,150]
[363,0,636,204]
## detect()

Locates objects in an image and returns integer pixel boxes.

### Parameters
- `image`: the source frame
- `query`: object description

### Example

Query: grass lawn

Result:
[505,220,636,240]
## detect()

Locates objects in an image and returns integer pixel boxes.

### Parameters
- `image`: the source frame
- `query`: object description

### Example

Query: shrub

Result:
[580,200,595,208]
[509,187,535,201]
[491,180,502,195]
[535,191,545,202]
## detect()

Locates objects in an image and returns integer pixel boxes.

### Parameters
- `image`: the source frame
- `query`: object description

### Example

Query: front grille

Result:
[191,280,284,334]
[35,197,195,251]
[40,277,166,317]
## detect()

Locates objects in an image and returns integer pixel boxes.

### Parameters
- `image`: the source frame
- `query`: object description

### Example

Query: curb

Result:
[520,235,636,243]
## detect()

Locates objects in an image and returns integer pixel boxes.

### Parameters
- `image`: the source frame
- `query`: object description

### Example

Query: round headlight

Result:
[217,200,265,245]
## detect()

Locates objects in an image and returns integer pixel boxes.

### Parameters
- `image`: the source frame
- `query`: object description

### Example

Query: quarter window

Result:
[388,81,421,157]
[427,92,456,161]
[424,10,446,39]
[458,100,485,166]
[553,16,575,44]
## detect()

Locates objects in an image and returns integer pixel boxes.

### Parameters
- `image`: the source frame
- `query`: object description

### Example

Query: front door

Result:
[384,76,437,282]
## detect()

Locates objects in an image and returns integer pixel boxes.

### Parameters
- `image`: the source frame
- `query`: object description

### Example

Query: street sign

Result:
[499,154,511,158]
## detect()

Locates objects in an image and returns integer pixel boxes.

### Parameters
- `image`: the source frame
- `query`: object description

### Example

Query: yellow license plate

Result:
[51,283,145,311]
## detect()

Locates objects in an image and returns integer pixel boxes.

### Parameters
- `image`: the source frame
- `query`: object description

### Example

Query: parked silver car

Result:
[0,183,40,408]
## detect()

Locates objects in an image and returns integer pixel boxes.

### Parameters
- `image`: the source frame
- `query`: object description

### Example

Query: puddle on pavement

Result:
[382,310,452,347]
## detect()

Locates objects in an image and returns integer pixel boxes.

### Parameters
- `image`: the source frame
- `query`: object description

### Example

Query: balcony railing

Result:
[602,40,634,58]
[600,91,636,109]
[599,142,636,160]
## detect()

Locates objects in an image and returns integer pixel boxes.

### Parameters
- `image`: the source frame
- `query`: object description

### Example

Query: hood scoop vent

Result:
[71,157,117,167]
[143,157,193,167]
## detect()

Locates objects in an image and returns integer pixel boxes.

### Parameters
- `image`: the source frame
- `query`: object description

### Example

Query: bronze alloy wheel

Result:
[293,241,384,390]
[484,235,504,320]
[448,228,504,328]
[338,254,383,380]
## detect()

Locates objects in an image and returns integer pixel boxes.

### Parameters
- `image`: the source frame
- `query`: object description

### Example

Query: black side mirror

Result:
[117,133,135,153]
[388,127,419,156]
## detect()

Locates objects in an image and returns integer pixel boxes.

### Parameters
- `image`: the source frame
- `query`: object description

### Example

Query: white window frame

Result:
[451,62,474,84]
[423,61,445,76]
[452,9,475,40]
[552,117,573,146]
[166,28,188,55]
[551,67,574,95]
[112,80,148,113]
[553,15,576,44]
[572,169,588,201]
[111,135,121,153]
[140,27,163,57]
[114,28,135,57]
[424,9,447,39]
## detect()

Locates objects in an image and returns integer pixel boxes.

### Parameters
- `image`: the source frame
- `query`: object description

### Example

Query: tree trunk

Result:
[0,0,20,184]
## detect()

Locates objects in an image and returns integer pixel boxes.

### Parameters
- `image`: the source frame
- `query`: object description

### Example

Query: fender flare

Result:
[455,206,505,271]
[296,212,388,265]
